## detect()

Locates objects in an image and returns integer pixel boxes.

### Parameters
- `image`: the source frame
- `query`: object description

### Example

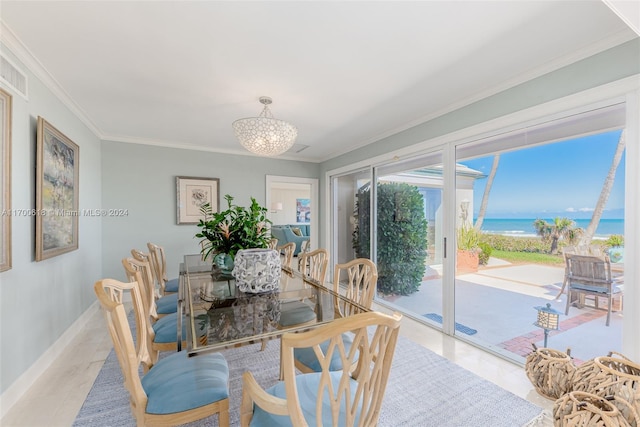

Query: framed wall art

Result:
[0,88,12,271]
[36,116,79,261]
[296,198,310,223]
[176,176,219,224]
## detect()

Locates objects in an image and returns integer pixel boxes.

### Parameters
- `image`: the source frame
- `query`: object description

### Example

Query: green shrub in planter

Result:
[352,182,428,296]
[478,242,492,265]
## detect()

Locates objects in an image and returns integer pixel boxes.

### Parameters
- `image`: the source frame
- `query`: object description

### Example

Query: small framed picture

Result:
[176,176,220,224]
[36,117,80,261]
[296,198,310,223]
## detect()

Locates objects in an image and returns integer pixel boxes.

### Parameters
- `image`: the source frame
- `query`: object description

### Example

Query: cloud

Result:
[565,207,594,213]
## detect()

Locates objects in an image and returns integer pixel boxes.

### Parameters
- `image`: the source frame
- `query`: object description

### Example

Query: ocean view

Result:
[479,218,624,239]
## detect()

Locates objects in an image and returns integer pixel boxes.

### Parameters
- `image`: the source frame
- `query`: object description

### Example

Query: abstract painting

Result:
[296,198,310,223]
[36,117,79,261]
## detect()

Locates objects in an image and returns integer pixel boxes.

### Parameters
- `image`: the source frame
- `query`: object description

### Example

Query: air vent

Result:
[288,144,309,153]
[0,53,28,99]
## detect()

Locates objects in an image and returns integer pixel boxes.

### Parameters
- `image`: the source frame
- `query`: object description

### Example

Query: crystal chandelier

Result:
[232,96,298,156]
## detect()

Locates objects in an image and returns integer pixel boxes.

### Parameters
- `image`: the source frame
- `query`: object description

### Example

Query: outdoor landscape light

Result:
[534,303,561,347]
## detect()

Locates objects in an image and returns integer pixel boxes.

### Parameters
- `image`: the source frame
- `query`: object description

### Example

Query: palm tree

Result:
[533,217,582,254]
[474,154,500,230]
[581,130,626,245]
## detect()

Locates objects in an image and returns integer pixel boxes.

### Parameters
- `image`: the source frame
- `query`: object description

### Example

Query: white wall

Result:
[0,45,103,395]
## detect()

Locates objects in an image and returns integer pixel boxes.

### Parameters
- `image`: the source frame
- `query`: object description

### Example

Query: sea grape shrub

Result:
[480,234,550,253]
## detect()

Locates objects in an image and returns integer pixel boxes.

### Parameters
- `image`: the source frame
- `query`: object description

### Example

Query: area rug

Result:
[423,312,478,335]
[74,335,544,426]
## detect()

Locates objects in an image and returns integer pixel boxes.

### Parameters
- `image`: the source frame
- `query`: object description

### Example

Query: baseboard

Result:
[0,301,100,419]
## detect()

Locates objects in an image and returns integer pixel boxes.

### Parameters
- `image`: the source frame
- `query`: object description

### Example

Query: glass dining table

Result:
[177,254,369,356]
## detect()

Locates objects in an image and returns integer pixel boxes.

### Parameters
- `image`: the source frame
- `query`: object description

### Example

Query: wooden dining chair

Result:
[294,258,378,374]
[297,248,329,284]
[278,242,296,270]
[122,257,206,363]
[268,237,278,250]
[131,249,178,317]
[94,278,230,427]
[297,239,311,270]
[241,311,402,427]
[278,248,329,330]
[333,258,378,318]
[147,242,180,294]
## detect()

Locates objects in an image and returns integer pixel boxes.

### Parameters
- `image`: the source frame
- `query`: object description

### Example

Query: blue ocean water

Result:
[480,218,624,238]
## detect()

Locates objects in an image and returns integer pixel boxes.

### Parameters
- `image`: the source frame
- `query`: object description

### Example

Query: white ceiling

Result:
[0,1,636,162]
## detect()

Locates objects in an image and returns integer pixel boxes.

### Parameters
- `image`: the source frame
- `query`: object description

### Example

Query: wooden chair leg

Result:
[555,275,568,300]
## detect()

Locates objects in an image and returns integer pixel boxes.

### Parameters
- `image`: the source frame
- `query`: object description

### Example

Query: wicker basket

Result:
[553,391,631,427]
[572,353,640,426]
[525,345,576,400]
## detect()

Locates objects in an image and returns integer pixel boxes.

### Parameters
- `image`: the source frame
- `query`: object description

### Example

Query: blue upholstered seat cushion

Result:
[141,351,229,415]
[250,372,360,426]
[156,293,178,315]
[165,277,179,293]
[152,312,206,343]
[293,332,355,372]
[278,301,316,327]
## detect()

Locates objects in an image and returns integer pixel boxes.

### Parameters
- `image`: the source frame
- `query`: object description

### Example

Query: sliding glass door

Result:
[329,100,630,364]
[453,105,626,362]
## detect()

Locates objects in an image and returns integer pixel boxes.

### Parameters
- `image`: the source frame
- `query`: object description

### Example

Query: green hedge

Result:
[479,234,550,253]
[353,182,428,296]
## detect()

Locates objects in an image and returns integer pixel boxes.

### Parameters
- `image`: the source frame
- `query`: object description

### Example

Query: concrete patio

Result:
[382,258,624,364]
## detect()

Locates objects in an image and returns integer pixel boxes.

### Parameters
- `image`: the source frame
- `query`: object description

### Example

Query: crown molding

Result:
[102,134,320,163]
[0,21,103,139]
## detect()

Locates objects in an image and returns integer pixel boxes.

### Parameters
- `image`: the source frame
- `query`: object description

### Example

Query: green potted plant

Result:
[195,194,271,272]
[457,224,481,273]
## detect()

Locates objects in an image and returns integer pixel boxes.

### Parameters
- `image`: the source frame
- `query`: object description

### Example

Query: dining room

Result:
[1,2,639,425]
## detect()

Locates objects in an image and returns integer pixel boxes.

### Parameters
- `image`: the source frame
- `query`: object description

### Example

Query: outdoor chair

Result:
[94,278,230,426]
[240,311,402,427]
[556,245,607,299]
[564,252,621,326]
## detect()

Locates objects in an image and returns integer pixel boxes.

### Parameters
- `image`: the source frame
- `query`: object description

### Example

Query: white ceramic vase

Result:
[232,248,281,293]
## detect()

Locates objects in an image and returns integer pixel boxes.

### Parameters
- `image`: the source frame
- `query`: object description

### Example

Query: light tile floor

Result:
[1,304,554,427]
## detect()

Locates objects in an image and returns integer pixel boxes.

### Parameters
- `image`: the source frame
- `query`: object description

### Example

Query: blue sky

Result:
[461,129,625,219]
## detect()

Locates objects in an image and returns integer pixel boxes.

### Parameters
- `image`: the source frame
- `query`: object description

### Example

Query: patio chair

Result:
[555,245,606,299]
[564,253,621,326]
